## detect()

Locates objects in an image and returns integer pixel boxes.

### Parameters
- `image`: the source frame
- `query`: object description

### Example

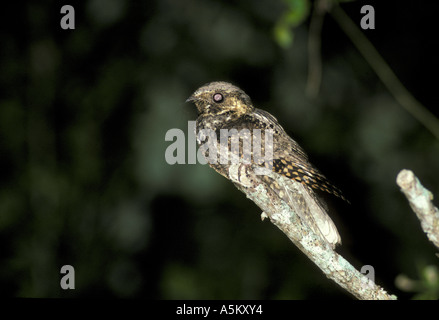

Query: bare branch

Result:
[396,169,439,251]
[232,167,396,300]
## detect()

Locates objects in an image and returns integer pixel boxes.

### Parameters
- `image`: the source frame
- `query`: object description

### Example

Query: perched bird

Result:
[186,81,347,248]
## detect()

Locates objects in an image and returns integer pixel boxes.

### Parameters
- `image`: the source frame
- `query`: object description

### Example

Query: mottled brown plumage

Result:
[186,81,347,247]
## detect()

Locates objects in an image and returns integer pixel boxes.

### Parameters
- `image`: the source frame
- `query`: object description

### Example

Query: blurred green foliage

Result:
[396,265,439,300]
[0,0,438,299]
[274,0,310,48]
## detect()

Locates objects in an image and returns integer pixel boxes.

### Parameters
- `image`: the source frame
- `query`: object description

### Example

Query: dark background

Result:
[0,0,438,299]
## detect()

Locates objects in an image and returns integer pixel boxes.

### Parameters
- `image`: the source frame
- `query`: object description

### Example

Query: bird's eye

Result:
[213,93,224,103]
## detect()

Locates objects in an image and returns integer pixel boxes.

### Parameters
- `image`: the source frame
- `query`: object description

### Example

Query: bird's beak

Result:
[185,95,197,103]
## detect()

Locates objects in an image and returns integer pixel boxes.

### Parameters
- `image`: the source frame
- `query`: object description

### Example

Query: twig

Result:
[306,0,326,98]
[396,169,439,251]
[330,5,439,141]
[231,166,396,300]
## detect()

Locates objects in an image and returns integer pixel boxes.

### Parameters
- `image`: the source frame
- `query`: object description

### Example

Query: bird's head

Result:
[186,81,254,118]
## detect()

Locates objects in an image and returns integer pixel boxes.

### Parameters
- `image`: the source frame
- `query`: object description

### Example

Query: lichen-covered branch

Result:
[232,168,396,300]
[396,169,439,251]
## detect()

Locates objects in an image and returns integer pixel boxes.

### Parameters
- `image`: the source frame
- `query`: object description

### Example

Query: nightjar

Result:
[186,81,347,248]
